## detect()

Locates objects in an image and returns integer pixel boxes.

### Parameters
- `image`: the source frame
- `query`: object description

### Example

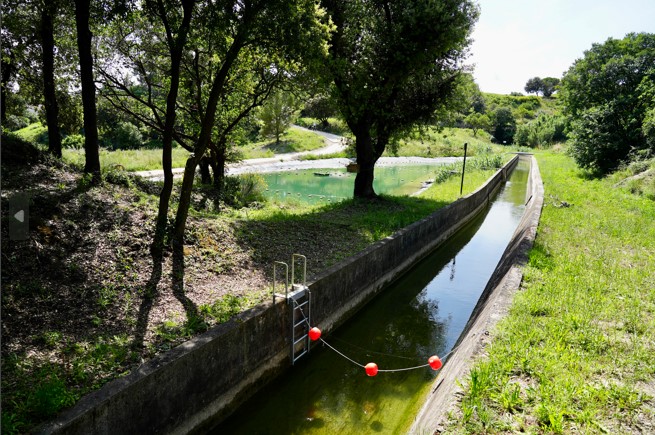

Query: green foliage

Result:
[463,112,492,136]
[491,107,516,144]
[62,134,85,150]
[199,294,244,323]
[259,91,298,143]
[300,94,337,125]
[27,373,77,419]
[223,174,268,208]
[321,0,479,195]
[525,76,560,97]
[561,32,655,173]
[14,123,48,144]
[524,77,544,95]
[515,114,567,147]
[4,114,30,131]
[101,121,144,150]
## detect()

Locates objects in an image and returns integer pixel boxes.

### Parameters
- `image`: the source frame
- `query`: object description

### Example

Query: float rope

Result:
[292,299,453,375]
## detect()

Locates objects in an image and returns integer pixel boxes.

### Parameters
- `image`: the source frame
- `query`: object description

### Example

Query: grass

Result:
[62,147,192,172]
[238,126,326,159]
[13,123,47,143]
[446,150,655,433]
[13,123,327,172]
[1,122,516,433]
[385,126,526,158]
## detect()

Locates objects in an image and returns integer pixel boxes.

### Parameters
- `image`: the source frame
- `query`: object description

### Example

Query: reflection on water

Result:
[216,161,529,434]
[260,165,441,204]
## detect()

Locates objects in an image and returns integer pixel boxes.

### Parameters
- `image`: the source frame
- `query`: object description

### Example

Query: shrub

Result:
[515,115,567,148]
[223,174,268,208]
[101,121,143,150]
[62,134,85,150]
[3,115,29,131]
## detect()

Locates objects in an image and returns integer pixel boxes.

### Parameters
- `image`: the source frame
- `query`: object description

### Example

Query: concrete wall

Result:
[409,154,544,432]
[38,156,520,434]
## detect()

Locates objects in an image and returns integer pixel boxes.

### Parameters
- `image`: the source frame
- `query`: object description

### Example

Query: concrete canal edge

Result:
[409,154,544,433]
[37,155,529,434]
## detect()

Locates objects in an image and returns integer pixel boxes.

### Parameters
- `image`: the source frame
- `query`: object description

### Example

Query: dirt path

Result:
[133,125,349,181]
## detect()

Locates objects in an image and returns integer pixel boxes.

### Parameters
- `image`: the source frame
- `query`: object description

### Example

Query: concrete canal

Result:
[214,160,530,434]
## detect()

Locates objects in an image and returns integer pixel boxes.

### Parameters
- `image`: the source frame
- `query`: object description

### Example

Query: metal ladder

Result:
[273,254,311,365]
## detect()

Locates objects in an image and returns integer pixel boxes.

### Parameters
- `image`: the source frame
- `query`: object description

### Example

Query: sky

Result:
[469,0,655,94]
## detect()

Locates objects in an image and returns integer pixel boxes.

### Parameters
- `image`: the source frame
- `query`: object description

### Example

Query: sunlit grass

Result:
[447,151,655,433]
[239,126,326,159]
[61,147,193,172]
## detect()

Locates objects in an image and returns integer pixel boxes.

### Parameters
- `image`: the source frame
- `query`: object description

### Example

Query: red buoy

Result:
[365,362,378,377]
[308,327,321,341]
[428,355,442,370]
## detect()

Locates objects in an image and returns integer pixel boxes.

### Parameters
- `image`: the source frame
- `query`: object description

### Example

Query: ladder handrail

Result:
[291,254,307,287]
[272,261,289,303]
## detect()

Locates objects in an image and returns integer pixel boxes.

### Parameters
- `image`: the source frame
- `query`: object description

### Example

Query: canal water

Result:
[216,160,529,434]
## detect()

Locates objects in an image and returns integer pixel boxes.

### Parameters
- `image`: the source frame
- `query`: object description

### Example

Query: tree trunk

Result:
[40,3,62,158]
[199,156,211,184]
[353,128,379,198]
[172,28,247,247]
[151,0,195,258]
[212,145,226,194]
[1,52,15,124]
[74,0,101,182]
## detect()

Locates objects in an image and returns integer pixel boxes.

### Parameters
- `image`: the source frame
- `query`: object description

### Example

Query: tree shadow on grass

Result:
[231,195,450,280]
[132,235,201,351]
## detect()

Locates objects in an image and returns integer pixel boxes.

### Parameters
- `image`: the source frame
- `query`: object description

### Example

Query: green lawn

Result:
[447,151,655,433]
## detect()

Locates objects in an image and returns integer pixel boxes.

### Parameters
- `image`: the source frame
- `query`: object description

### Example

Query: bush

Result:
[223,174,268,208]
[3,115,29,131]
[100,121,143,150]
[491,107,516,144]
[62,134,85,150]
[515,115,567,148]
[568,104,629,173]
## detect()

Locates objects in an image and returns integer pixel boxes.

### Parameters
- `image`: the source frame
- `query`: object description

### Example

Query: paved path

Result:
[133,126,460,181]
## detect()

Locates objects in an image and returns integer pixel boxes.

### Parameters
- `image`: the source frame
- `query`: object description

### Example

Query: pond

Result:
[259,164,446,204]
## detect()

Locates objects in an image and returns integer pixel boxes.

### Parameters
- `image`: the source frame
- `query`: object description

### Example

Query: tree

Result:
[524,77,543,96]
[541,77,560,97]
[73,0,102,181]
[320,0,479,198]
[561,33,655,173]
[259,90,297,143]
[464,112,491,136]
[39,0,63,157]
[491,107,516,144]
[301,93,336,127]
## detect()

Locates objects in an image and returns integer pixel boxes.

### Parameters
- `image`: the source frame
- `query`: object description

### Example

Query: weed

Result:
[199,294,244,323]
[27,372,77,419]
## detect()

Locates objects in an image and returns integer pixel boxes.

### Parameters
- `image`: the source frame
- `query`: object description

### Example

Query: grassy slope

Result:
[0,141,502,433]
[446,151,655,433]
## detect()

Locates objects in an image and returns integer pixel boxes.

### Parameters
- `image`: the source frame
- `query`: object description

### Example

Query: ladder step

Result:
[294,336,307,346]
[293,350,308,362]
[295,300,309,308]
[294,319,307,328]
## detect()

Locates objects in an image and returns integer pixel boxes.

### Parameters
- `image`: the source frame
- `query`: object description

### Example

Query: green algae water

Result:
[216,161,529,434]
[261,165,440,204]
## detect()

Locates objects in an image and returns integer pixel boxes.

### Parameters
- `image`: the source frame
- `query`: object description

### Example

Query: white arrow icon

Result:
[14,210,25,223]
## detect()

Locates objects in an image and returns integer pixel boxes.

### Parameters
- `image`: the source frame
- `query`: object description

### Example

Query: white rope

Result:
[318,338,365,368]
[292,298,457,373]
